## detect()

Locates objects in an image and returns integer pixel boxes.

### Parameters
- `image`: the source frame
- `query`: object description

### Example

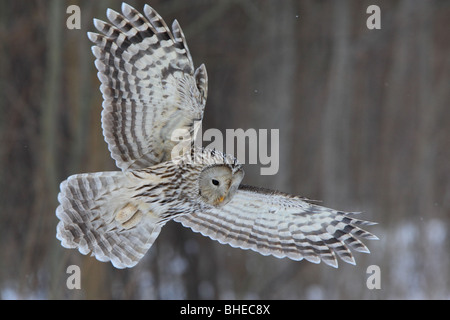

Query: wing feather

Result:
[175,185,377,268]
[89,3,207,170]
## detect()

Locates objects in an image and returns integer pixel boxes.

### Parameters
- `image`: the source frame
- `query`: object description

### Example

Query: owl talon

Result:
[116,203,143,229]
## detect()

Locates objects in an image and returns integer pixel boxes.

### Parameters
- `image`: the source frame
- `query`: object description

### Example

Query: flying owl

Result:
[56,3,378,269]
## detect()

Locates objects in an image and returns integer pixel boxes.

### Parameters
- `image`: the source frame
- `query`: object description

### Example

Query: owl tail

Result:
[56,171,162,269]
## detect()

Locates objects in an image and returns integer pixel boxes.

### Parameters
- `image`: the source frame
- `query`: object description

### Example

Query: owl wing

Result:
[88,3,207,170]
[175,185,378,268]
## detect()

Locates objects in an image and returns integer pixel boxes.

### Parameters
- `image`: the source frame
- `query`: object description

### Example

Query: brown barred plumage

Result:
[56,3,377,269]
[88,3,207,170]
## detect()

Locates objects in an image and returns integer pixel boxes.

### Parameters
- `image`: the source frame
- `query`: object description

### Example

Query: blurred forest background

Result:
[0,0,449,299]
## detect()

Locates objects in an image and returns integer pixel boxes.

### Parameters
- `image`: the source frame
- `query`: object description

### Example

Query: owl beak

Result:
[218,196,225,203]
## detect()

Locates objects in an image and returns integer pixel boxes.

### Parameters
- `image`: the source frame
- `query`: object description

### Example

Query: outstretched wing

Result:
[88,3,207,170]
[175,185,378,268]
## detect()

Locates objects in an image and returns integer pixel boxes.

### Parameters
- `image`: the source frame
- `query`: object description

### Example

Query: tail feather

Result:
[56,172,162,269]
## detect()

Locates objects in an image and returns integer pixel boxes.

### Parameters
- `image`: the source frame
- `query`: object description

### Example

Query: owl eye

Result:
[211,179,220,186]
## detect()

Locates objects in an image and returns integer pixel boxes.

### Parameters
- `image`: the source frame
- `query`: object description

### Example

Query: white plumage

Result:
[56,3,377,269]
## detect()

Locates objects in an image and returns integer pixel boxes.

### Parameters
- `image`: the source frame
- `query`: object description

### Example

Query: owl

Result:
[56,3,378,269]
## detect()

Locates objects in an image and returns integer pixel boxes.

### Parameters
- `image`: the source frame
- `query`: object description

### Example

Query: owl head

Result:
[199,164,244,207]
[177,147,244,207]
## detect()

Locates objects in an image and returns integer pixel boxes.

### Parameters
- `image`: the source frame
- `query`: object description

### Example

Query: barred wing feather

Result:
[175,185,378,268]
[88,3,207,170]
